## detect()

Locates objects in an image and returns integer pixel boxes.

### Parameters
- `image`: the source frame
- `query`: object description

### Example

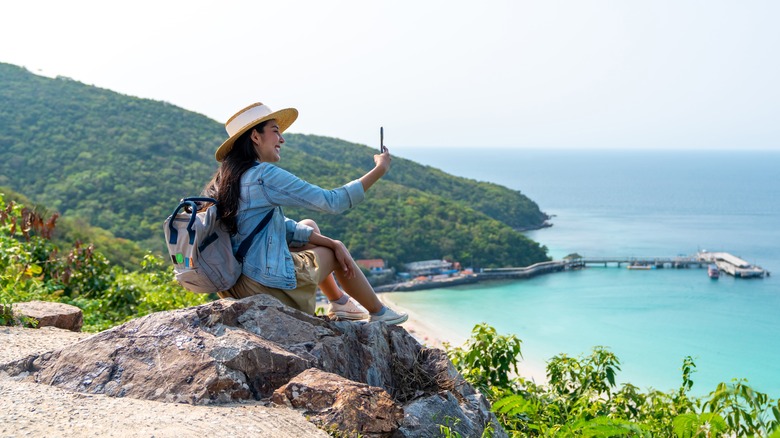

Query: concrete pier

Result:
[568,252,767,278]
[697,251,768,278]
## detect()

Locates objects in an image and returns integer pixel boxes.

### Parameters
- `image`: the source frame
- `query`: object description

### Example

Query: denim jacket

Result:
[232,161,365,289]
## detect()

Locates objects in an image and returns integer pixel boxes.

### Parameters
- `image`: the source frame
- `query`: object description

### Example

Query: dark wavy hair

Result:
[203,120,269,235]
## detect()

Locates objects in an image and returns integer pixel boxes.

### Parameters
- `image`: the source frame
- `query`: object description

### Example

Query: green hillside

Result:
[0,62,549,269]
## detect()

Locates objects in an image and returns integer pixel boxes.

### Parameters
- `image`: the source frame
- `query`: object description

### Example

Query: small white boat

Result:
[627,264,654,270]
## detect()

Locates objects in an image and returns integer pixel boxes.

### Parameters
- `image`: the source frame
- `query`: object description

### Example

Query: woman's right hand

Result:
[374,147,391,174]
[361,147,391,191]
[330,239,355,279]
[308,232,356,279]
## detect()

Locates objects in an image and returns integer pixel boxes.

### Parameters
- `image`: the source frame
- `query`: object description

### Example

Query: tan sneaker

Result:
[327,297,369,320]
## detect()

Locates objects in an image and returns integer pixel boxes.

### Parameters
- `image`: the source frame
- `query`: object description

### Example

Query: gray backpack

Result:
[163,197,273,293]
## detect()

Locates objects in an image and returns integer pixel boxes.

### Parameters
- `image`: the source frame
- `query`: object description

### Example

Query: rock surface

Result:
[12,300,83,332]
[1,295,505,437]
[273,368,404,437]
[0,326,327,437]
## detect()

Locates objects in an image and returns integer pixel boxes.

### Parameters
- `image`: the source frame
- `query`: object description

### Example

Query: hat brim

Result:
[215,107,298,162]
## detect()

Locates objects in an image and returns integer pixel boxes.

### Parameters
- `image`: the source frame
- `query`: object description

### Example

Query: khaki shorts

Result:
[217,250,327,314]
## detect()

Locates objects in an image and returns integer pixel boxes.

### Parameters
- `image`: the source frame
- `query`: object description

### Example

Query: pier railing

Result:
[577,256,707,269]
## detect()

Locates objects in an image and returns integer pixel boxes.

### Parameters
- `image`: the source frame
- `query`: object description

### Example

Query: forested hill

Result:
[0,62,549,269]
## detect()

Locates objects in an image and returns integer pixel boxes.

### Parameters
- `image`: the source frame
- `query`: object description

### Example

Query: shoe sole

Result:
[370,314,409,325]
[329,311,369,321]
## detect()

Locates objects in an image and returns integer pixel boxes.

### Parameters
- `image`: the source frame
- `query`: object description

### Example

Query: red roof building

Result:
[356,259,386,270]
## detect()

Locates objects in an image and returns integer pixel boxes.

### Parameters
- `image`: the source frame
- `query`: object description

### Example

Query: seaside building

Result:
[356,259,386,272]
[403,259,454,277]
[356,259,396,286]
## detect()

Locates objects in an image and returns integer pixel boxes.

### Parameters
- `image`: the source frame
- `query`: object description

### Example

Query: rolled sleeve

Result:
[285,217,314,247]
[343,179,365,207]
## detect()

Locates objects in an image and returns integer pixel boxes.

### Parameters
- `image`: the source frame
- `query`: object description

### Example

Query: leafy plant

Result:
[437,416,494,438]
[672,412,728,438]
[0,300,13,325]
[700,378,780,437]
[0,300,38,328]
[446,322,523,393]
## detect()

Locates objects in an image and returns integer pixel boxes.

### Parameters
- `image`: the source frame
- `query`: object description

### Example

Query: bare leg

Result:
[311,245,383,313]
[296,220,355,303]
[294,219,383,313]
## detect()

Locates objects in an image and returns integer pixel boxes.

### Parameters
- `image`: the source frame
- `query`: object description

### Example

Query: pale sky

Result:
[2,1,778,150]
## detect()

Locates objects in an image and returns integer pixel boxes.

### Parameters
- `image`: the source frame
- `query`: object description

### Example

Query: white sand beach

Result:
[378,294,451,350]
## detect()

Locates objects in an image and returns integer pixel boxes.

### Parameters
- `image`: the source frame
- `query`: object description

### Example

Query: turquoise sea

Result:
[386,148,780,397]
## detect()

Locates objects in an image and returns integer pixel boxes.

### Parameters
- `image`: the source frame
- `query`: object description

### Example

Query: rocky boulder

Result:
[273,368,404,436]
[0,294,505,437]
[12,300,83,332]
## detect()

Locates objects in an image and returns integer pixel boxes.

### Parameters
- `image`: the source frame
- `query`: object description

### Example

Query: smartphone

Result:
[380,126,387,153]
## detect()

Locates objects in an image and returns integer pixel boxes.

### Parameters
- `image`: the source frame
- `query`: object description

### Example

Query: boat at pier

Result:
[708,264,720,279]
[698,251,767,278]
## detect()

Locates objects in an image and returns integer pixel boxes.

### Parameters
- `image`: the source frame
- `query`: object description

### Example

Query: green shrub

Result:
[0,300,38,328]
[1,193,209,332]
[446,323,523,394]
[448,323,780,437]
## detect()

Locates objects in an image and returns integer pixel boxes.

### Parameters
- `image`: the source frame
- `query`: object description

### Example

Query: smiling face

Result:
[250,120,284,162]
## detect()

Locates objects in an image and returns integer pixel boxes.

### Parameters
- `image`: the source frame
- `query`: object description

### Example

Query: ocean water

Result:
[386,148,780,396]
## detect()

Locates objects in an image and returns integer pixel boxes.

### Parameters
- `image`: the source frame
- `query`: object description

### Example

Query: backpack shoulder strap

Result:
[235,208,274,263]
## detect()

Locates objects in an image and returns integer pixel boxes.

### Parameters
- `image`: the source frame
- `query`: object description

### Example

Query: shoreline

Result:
[374,261,568,293]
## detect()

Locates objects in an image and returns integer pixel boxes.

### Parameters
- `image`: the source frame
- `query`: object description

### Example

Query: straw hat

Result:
[215,102,298,162]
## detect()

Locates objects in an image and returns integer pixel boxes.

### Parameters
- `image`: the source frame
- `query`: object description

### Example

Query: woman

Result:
[204,102,407,325]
